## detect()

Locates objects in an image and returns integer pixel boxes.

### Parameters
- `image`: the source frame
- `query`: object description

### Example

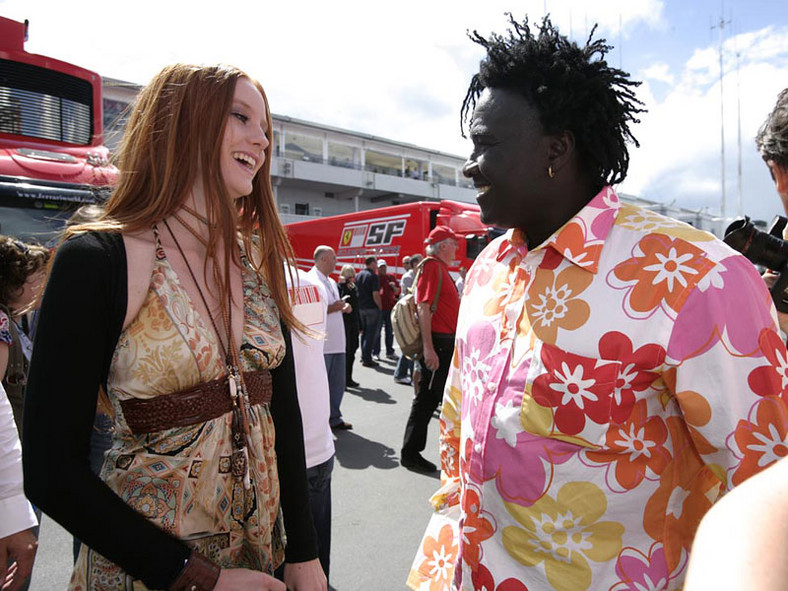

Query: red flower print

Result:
[747,328,788,402]
[531,344,619,436]
[497,579,530,591]
[461,485,496,571]
[598,331,665,423]
[584,399,671,491]
[471,564,495,591]
[729,396,788,486]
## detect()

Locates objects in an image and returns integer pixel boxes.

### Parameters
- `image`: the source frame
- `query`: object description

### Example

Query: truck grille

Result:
[0,58,93,145]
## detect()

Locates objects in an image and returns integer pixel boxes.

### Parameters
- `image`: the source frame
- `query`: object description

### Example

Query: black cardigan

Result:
[22,231,317,589]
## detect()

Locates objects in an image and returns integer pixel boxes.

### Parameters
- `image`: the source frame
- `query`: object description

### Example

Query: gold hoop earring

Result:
[548,165,555,179]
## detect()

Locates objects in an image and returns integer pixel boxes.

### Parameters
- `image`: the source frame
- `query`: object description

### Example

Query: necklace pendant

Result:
[231,447,248,485]
[229,373,238,403]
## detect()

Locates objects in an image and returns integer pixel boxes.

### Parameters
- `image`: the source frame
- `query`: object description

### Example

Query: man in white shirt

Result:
[1,382,38,591]
[285,266,336,582]
[307,246,353,430]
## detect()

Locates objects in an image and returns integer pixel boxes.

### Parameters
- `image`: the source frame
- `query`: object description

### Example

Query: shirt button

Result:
[487,383,495,392]
[474,442,482,453]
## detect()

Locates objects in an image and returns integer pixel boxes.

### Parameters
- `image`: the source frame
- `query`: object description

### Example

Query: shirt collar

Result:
[498,186,621,274]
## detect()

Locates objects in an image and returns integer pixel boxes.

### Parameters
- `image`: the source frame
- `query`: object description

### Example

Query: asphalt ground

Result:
[28,352,442,591]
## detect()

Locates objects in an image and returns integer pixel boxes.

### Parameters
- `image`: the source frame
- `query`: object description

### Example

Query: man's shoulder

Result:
[613,203,726,255]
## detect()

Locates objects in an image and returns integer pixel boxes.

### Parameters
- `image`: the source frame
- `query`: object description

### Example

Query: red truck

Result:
[285,200,494,278]
[0,16,118,242]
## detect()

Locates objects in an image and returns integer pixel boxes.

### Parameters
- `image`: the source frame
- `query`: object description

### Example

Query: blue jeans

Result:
[359,308,381,363]
[394,354,413,380]
[373,309,394,356]
[325,353,347,426]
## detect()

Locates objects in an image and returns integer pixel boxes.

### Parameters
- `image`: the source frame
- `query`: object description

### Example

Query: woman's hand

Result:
[214,568,286,590]
[283,559,327,591]
[1,528,37,591]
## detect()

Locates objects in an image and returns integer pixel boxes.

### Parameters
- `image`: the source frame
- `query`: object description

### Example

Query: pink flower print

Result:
[610,542,686,591]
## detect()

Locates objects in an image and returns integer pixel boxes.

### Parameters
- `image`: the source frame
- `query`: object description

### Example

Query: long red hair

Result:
[66,64,300,331]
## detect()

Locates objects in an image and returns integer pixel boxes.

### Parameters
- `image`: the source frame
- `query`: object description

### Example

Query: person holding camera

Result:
[758,89,788,333]
[684,88,788,591]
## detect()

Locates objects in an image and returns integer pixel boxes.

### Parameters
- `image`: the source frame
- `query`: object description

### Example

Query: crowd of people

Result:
[2,13,788,591]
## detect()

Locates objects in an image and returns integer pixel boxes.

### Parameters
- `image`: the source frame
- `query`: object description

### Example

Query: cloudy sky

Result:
[2,0,787,222]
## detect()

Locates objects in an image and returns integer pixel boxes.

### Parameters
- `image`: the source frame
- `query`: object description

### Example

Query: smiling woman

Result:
[22,64,326,591]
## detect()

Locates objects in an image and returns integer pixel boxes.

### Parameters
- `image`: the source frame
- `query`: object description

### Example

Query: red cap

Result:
[424,225,457,246]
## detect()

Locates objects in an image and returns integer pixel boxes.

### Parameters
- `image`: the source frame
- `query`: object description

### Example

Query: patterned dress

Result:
[71,233,286,590]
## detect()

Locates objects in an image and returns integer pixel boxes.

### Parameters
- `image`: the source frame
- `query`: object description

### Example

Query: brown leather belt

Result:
[119,370,272,434]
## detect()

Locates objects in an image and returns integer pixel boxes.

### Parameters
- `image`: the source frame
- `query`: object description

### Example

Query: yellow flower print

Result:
[502,482,624,591]
[616,204,714,242]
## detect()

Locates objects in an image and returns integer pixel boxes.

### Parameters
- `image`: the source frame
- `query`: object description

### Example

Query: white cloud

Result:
[641,62,675,85]
[622,25,788,222]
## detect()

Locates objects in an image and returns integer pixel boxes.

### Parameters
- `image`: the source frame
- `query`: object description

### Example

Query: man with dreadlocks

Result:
[407,15,788,591]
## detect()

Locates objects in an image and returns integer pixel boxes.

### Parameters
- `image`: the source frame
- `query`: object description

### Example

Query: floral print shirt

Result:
[412,187,788,591]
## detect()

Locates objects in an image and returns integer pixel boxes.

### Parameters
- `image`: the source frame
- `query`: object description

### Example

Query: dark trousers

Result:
[344,323,359,382]
[307,455,334,581]
[273,455,334,583]
[401,334,454,457]
[373,309,394,356]
[359,308,380,363]
[73,415,114,562]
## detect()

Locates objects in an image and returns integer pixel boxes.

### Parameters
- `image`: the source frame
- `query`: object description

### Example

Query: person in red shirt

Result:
[400,226,460,473]
[373,260,400,360]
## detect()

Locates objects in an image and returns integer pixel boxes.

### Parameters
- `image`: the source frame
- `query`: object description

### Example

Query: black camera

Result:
[724,215,788,313]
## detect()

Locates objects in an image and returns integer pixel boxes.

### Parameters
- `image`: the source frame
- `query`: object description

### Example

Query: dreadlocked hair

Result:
[756,88,788,169]
[461,14,645,187]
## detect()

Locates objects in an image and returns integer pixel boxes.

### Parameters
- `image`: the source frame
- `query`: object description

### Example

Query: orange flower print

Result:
[461,485,496,571]
[728,396,788,486]
[525,265,592,344]
[550,221,604,272]
[417,524,458,591]
[643,445,718,572]
[484,259,529,318]
[611,235,715,317]
[584,399,671,492]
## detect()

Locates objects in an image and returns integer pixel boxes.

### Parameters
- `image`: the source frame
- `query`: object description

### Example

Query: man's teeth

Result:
[233,152,256,169]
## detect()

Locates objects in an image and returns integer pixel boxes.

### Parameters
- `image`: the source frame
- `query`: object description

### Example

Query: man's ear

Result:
[770,161,788,199]
[546,130,576,173]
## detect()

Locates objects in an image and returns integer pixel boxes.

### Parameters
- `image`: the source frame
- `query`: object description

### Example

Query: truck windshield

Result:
[465,234,489,260]
[0,58,93,145]
[0,202,82,245]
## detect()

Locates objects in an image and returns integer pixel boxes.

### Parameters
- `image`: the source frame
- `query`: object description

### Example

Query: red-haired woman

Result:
[23,64,325,591]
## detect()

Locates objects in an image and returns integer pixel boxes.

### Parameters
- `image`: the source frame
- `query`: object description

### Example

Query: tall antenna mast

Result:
[735,25,743,217]
[712,13,731,219]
